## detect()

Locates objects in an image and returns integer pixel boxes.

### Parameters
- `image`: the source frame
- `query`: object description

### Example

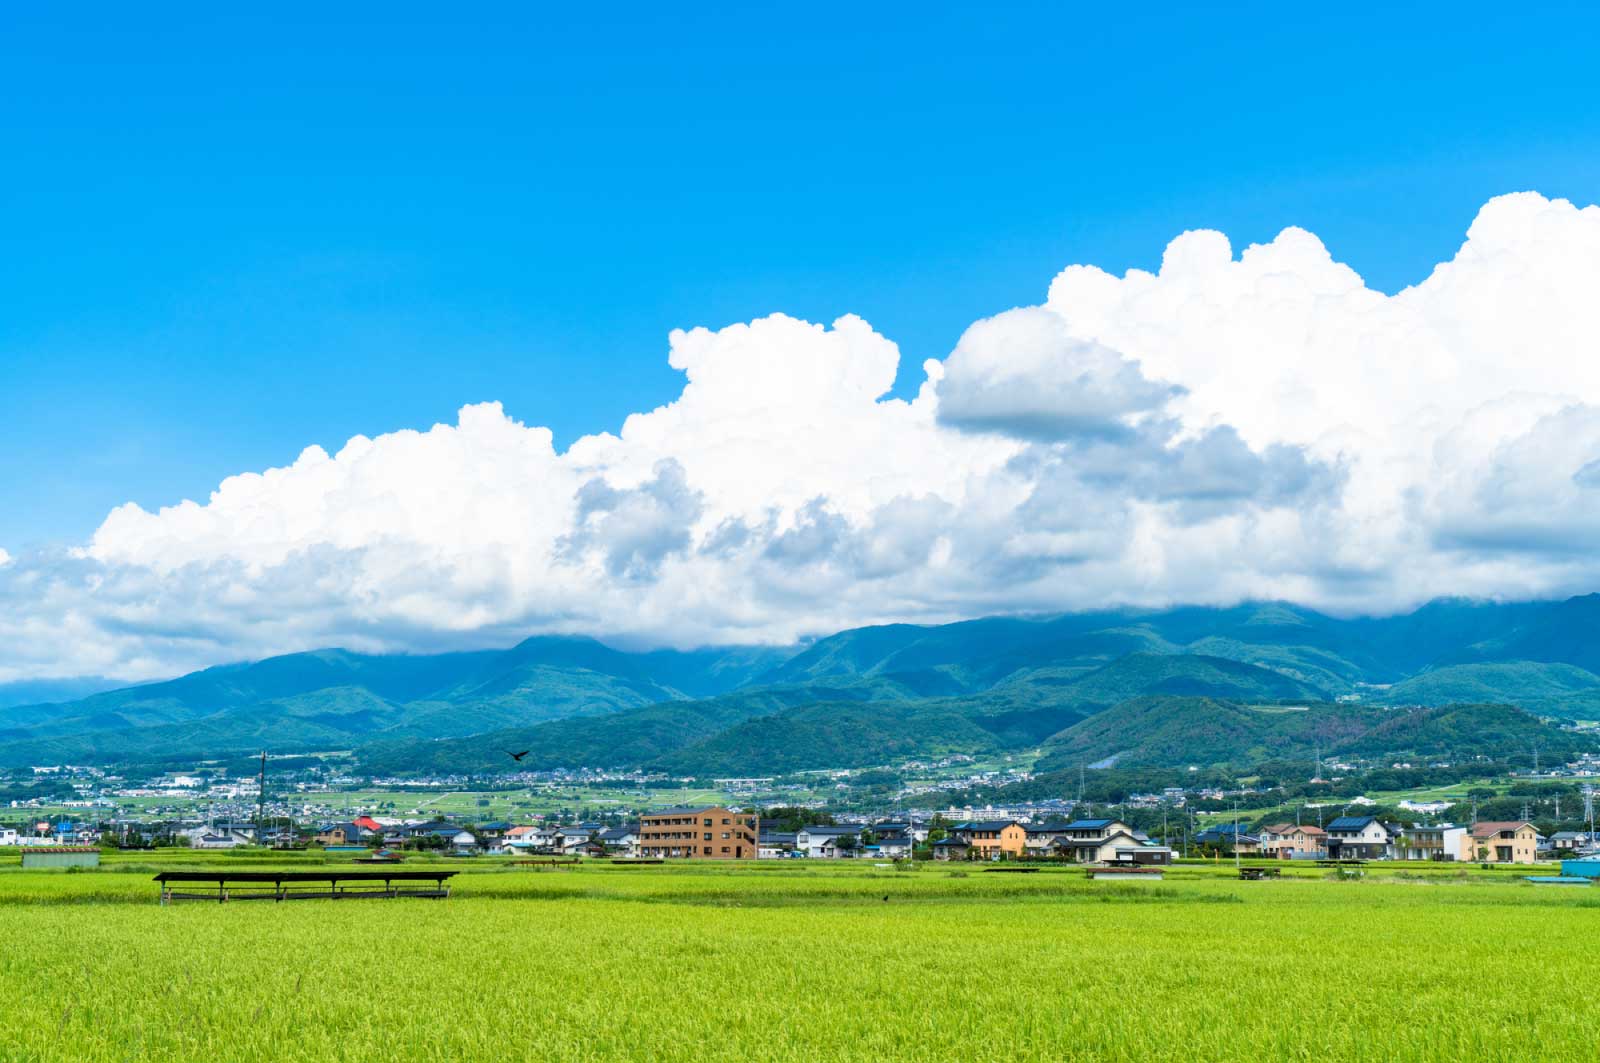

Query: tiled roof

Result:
[956,820,1018,832]
[1471,820,1534,838]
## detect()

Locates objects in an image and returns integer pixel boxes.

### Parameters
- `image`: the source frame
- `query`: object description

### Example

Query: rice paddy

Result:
[2,854,1596,1062]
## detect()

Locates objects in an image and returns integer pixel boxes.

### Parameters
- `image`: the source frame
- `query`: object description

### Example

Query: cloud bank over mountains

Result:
[5,191,1599,681]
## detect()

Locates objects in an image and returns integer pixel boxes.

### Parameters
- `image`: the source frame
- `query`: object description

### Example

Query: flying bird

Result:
[507,750,530,762]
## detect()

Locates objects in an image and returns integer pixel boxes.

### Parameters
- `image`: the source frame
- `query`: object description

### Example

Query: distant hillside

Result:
[359,656,1330,777]
[0,637,782,768]
[1437,595,1600,675]
[1340,702,1597,761]
[1035,695,1588,771]
[15,594,1600,772]
[1036,697,1385,770]
[358,676,919,775]
[1380,661,1600,716]
[656,700,1002,777]
[996,653,1326,712]
[0,677,126,712]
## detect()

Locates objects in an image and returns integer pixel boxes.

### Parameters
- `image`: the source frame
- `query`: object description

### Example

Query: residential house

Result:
[1258,823,1327,859]
[863,836,912,859]
[758,831,798,859]
[795,825,861,858]
[387,821,477,852]
[1022,821,1078,857]
[1465,821,1540,864]
[638,806,759,859]
[596,827,639,857]
[1052,819,1172,864]
[440,828,479,854]
[931,836,971,861]
[1323,817,1392,860]
[552,826,594,855]
[380,821,439,846]
[950,820,1027,859]
[1392,824,1467,862]
[475,822,512,844]
[1550,831,1593,853]
[189,828,254,849]
[0,828,19,846]
[314,822,368,847]
[1193,824,1262,855]
[872,820,929,844]
[502,824,555,852]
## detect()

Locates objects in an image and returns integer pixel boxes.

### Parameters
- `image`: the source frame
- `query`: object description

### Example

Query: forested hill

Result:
[9,596,1600,772]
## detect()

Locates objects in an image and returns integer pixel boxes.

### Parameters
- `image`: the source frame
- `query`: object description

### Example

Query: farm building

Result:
[22,847,101,869]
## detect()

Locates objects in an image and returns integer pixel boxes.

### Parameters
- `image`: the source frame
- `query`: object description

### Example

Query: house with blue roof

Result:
[1193,823,1262,855]
[1324,816,1392,860]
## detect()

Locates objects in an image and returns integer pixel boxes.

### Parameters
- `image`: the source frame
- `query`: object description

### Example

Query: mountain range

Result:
[8,596,1600,774]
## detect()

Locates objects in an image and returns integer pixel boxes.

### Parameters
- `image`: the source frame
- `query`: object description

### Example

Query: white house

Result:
[552,827,593,854]
[0,828,19,846]
[865,836,912,859]
[443,829,478,853]
[795,825,860,858]
[187,828,253,850]
[501,825,550,852]
[596,828,639,856]
[1324,816,1392,860]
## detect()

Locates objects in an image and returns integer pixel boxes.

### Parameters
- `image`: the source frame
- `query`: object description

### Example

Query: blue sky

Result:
[3,4,1599,552]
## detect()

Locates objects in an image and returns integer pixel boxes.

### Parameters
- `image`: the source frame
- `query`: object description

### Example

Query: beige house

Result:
[952,820,1028,859]
[1259,823,1326,859]
[1465,821,1540,864]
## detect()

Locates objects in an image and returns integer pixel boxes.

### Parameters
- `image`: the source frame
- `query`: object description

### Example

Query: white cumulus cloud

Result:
[3,191,1599,681]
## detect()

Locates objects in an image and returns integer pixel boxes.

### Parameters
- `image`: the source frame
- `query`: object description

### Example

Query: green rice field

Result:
[2,853,1595,1062]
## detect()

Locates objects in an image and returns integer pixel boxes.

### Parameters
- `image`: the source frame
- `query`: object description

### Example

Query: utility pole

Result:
[1232,798,1241,871]
[1585,786,1597,848]
[256,750,267,847]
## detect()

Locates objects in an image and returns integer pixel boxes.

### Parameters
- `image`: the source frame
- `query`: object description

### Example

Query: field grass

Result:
[2,854,1596,1062]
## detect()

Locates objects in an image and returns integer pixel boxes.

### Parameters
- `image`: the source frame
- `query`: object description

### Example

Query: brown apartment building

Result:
[638,806,759,859]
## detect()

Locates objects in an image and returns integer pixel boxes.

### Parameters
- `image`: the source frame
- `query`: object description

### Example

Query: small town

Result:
[6,8,1599,1059]
[6,800,1594,871]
